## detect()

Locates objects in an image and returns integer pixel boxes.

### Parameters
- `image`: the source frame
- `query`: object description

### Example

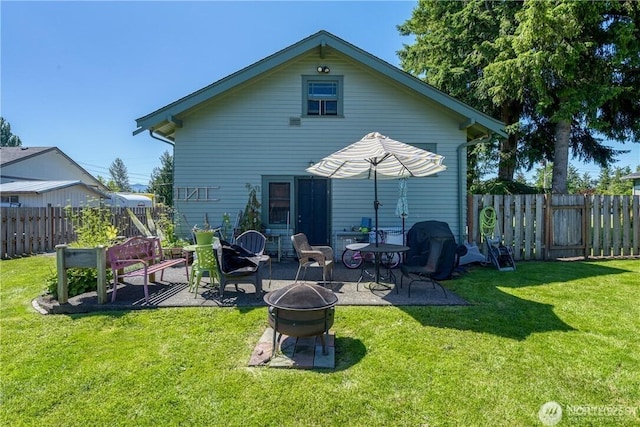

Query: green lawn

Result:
[1,255,638,426]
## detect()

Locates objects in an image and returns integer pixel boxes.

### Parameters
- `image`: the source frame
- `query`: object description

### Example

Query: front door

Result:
[296,177,330,245]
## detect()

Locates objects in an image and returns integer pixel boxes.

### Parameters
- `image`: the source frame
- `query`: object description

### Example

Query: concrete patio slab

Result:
[35,259,469,314]
[248,327,336,369]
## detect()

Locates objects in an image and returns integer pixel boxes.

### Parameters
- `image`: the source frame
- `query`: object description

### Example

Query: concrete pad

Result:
[248,328,335,370]
[34,260,469,315]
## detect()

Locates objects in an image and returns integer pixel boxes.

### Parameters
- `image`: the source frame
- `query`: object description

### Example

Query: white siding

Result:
[13,187,104,207]
[173,50,468,245]
[2,150,102,187]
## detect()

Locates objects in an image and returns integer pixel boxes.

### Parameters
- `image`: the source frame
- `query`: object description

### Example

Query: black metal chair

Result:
[213,242,263,299]
[400,238,452,297]
[236,230,272,287]
[400,221,457,297]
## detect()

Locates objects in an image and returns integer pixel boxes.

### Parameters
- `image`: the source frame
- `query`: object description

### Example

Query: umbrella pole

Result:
[402,213,406,263]
[374,170,380,247]
[374,170,381,282]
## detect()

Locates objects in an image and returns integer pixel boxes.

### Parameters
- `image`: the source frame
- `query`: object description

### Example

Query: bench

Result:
[107,236,189,303]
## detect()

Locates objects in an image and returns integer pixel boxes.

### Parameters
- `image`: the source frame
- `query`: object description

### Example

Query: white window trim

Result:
[302,75,344,117]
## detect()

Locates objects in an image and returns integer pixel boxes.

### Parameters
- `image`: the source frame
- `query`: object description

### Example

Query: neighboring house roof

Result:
[621,172,640,180]
[0,146,53,165]
[134,30,506,142]
[0,146,108,191]
[0,180,109,198]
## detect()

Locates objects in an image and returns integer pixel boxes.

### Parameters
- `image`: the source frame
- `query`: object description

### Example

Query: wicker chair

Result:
[291,233,333,286]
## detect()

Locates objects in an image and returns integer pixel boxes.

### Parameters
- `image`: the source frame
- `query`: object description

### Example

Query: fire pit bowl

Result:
[264,282,338,356]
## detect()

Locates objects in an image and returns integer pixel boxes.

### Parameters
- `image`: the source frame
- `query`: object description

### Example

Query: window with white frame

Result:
[303,75,343,117]
[1,195,19,204]
[263,177,294,228]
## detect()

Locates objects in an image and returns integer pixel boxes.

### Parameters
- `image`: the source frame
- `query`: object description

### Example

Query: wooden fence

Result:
[0,207,167,259]
[468,194,640,260]
[2,196,639,260]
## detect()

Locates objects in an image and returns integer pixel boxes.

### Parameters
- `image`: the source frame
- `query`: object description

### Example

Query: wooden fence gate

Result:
[468,194,640,260]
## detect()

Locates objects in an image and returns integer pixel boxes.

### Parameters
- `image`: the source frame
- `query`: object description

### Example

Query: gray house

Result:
[622,172,640,196]
[134,31,505,254]
[0,146,109,207]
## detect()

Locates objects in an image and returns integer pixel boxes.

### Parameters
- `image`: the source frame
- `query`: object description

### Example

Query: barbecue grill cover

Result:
[405,221,457,281]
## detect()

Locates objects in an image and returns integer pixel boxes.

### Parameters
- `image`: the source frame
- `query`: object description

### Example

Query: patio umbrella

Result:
[306,132,446,246]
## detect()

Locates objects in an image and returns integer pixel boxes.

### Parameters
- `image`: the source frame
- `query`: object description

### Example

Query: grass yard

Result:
[1,255,638,426]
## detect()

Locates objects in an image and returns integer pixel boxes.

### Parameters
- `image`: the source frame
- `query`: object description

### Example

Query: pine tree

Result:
[0,117,23,147]
[109,158,132,192]
[148,151,174,207]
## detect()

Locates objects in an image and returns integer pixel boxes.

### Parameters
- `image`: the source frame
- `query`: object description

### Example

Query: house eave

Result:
[133,30,506,140]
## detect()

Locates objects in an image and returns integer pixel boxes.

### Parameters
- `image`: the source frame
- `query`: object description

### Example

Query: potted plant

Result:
[239,183,262,233]
[155,210,190,259]
[193,223,217,245]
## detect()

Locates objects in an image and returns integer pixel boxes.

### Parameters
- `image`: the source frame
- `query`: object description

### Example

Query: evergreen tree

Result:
[398,0,523,182]
[609,166,633,195]
[108,158,132,192]
[0,117,23,147]
[593,166,631,195]
[484,1,640,193]
[148,151,174,207]
[399,1,640,193]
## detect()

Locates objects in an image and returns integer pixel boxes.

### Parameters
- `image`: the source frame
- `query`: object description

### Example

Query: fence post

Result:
[96,246,107,304]
[56,244,69,304]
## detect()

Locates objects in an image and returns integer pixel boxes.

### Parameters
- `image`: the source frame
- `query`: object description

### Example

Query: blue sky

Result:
[2,1,638,185]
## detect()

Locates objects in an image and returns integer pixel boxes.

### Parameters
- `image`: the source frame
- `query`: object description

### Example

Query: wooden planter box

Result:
[55,245,107,304]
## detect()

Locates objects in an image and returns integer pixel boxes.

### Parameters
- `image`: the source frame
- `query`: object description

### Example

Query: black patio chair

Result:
[399,221,457,298]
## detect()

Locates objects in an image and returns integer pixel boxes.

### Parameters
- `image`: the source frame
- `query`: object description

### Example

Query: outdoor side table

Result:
[265,234,282,262]
[355,243,409,291]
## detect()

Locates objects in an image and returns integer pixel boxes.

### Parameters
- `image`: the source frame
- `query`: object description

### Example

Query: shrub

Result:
[469,178,540,195]
[45,267,113,299]
[47,203,120,299]
[64,203,120,247]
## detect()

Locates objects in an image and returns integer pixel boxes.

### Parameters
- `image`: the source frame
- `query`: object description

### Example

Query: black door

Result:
[296,177,330,245]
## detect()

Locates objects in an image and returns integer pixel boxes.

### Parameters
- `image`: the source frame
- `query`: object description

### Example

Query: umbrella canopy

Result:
[306,132,446,246]
[307,132,446,180]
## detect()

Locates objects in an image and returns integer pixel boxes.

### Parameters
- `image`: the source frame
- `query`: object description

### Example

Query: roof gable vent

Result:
[289,117,301,126]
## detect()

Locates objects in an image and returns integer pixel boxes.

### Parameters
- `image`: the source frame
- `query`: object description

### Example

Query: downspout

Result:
[457,134,492,243]
[149,130,175,146]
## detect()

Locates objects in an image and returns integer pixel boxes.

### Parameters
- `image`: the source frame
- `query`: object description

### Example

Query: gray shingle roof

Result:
[0,147,55,166]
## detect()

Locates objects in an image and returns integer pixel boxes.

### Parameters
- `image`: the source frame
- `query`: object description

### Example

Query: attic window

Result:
[302,75,343,117]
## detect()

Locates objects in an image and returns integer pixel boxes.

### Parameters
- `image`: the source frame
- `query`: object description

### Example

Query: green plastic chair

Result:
[189,244,219,298]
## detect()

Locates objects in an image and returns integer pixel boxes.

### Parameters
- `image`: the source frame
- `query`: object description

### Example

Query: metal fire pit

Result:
[264,282,338,356]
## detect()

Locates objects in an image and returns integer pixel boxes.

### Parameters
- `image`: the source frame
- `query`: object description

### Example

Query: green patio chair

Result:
[189,244,219,298]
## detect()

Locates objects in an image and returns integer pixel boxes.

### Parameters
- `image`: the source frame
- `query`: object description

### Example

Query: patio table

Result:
[355,243,409,291]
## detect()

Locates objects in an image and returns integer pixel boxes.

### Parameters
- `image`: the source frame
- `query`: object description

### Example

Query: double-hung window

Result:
[266,180,292,226]
[303,75,343,117]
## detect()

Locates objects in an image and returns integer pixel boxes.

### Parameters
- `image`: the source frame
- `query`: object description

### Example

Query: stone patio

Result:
[35,258,469,315]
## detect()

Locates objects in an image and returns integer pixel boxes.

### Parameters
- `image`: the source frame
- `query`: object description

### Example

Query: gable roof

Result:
[0,180,110,198]
[0,146,108,191]
[0,146,55,166]
[134,30,506,142]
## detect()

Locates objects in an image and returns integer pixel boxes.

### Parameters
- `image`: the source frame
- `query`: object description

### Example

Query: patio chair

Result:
[189,244,218,298]
[400,221,457,298]
[400,238,452,297]
[213,241,263,299]
[291,233,334,286]
[235,230,272,287]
